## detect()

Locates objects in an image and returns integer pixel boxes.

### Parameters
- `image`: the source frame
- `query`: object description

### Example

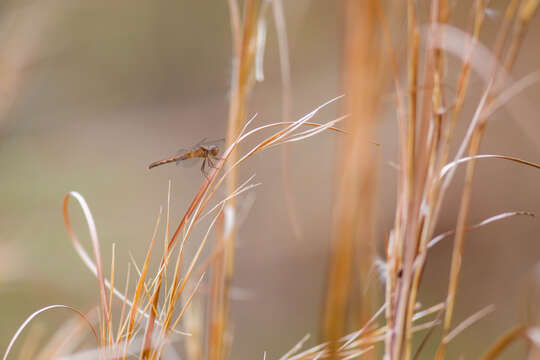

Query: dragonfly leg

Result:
[201,158,209,179]
[207,158,217,169]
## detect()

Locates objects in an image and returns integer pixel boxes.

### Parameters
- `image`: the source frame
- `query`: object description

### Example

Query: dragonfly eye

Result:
[209,146,219,155]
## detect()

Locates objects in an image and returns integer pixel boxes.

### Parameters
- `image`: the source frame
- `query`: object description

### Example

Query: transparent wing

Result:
[177,157,199,168]
[175,149,199,168]
[200,138,225,148]
[192,137,209,149]
[181,138,225,151]
[175,138,208,154]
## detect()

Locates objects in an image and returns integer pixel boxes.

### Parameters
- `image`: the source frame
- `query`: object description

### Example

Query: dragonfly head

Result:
[208,145,219,156]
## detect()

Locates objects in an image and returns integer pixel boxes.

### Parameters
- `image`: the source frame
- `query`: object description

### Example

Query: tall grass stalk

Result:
[208,1,260,359]
[322,2,382,359]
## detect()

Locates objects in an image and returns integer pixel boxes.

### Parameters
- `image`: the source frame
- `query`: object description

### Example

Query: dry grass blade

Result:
[160,208,224,338]
[36,308,100,360]
[339,304,385,350]
[170,274,206,334]
[278,116,349,145]
[285,343,328,360]
[279,334,311,360]
[481,326,526,360]
[123,207,162,344]
[3,305,99,360]
[63,192,111,334]
[214,97,345,189]
[341,346,375,360]
[323,2,382,357]
[428,211,535,248]
[483,70,540,118]
[443,305,496,344]
[271,0,304,242]
[153,274,206,359]
[116,263,131,342]
[440,154,540,178]
[209,0,261,356]
[107,243,116,345]
[227,0,241,53]
[410,303,445,323]
[199,175,260,222]
[412,304,445,360]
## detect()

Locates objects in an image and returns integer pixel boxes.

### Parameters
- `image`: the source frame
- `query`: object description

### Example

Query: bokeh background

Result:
[0,0,539,358]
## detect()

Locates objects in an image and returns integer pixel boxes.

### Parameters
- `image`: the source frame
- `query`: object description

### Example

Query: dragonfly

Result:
[148,138,225,176]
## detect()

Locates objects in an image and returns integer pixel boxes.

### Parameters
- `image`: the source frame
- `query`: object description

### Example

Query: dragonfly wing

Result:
[192,137,209,149]
[173,150,198,168]
[200,138,225,149]
[177,157,199,168]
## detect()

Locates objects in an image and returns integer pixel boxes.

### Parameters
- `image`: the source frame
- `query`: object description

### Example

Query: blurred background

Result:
[0,0,539,358]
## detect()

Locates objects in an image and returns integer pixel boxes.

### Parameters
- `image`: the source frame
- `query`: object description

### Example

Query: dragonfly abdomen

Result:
[148,158,173,169]
[148,153,192,170]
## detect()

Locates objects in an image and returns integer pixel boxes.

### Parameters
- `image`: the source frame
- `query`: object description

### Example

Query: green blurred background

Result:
[0,0,539,358]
